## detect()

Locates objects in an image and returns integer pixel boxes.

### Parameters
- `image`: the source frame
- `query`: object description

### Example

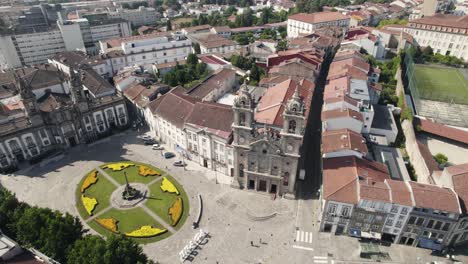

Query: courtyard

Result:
[1,130,467,263]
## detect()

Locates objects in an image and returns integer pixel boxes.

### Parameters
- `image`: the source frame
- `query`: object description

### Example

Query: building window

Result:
[342,207,349,217]
[401,208,408,215]
[239,113,246,126]
[328,204,337,214]
[427,220,434,229]
[396,221,403,228]
[288,120,296,133]
[391,206,398,213]
[442,223,450,231]
[408,216,416,225]
[434,221,442,230]
[283,172,289,186]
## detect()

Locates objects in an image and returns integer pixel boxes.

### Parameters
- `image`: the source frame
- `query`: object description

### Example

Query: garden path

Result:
[86,206,113,222]
[141,204,176,233]
[96,167,121,187]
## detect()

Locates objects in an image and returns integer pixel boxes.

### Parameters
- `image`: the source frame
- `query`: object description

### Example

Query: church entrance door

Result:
[270,184,277,194]
[258,180,267,192]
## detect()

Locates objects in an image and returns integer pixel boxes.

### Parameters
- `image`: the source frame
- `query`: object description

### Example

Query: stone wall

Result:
[401,119,432,184]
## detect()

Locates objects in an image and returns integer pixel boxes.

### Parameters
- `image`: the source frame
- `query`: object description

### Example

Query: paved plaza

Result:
[1,130,467,264]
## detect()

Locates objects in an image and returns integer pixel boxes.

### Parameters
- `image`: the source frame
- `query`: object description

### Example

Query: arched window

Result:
[283,172,289,186]
[239,113,246,126]
[239,164,244,177]
[240,100,246,107]
[288,120,296,133]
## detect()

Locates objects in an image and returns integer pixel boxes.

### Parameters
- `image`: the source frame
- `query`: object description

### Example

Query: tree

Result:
[15,207,84,262]
[166,20,172,31]
[104,236,148,264]
[422,46,433,59]
[233,34,250,45]
[67,235,149,264]
[187,53,198,66]
[67,236,107,264]
[249,63,262,83]
[377,18,408,29]
[225,6,237,16]
[277,40,288,51]
[193,43,201,54]
[0,188,26,239]
[434,153,448,166]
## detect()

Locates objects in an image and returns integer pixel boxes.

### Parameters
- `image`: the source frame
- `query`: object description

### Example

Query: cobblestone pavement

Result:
[1,130,467,264]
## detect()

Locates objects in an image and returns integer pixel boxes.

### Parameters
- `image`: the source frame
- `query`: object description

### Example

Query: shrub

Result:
[138,165,161,177]
[168,197,183,226]
[81,195,98,215]
[95,218,119,233]
[125,226,167,238]
[160,177,179,195]
[81,170,98,193]
[434,153,448,165]
[103,162,135,171]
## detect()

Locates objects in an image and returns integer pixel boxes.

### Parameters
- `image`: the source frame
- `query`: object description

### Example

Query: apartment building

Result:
[190,34,241,55]
[0,17,131,69]
[404,14,468,61]
[145,88,235,177]
[108,6,160,27]
[287,12,350,38]
[99,32,192,74]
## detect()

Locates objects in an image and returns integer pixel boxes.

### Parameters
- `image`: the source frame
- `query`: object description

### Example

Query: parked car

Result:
[173,161,186,167]
[144,139,157,145]
[163,152,175,159]
[152,144,164,150]
[142,135,152,140]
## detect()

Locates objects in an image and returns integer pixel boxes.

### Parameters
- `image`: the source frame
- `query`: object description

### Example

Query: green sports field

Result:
[413,65,468,105]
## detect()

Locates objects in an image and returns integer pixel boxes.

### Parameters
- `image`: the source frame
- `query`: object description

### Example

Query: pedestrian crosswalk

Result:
[295,230,313,244]
[312,256,328,263]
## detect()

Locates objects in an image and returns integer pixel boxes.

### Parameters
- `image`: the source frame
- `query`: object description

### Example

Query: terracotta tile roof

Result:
[192,34,238,49]
[186,68,235,100]
[148,87,198,128]
[321,108,363,122]
[255,79,314,127]
[414,117,468,145]
[80,67,115,97]
[182,24,212,34]
[448,163,468,212]
[409,14,468,31]
[288,12,349,24]
[328,64,368,81]
[123,82,163,108]
[323,156,391,204]
[185,102,233,139]
[408,181,461,214]
[324,95,360,108]
[50,51,104,67]
[155,59,187,70]
[198,55,228,65]
[331,57,370,73]
[322,128,368,155]
[258,75,290,87]
[385,179,414,207]
[324,76,350,100]
[0,64,64,91]
[360,181,391,203]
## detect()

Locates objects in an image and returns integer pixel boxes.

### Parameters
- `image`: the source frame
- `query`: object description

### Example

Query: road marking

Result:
[295,230,313,243]
[292,245,314,251]
[314,260,328,264]
[314,256,328,259]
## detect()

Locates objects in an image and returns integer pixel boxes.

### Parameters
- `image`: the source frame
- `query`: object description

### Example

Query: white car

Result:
[152,144,164,150]
[142,135,152,140]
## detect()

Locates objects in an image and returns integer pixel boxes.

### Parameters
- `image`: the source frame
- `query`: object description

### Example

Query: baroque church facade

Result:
[231,83,306,197]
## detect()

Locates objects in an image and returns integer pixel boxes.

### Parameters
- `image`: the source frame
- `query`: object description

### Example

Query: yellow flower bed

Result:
[103,162,135,171]
[95,218,119,233]
[81,195,98,215]
[81,170,98,193]
[168,197,183,226]
[125,226,167,238]
[138,165,161,177]
[160,177,179,195]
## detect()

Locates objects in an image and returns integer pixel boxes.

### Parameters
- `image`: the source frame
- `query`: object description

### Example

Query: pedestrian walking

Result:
[250,241,253,247]
[259,238,262,244]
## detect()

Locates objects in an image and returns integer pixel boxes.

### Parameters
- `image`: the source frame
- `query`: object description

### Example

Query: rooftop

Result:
[322,128,368,155]
[409,181,461,214]
[409,14,468,30]
[321,108,364,122]
[192,34,238,49]
[186,68,236,100]
[288,12,349,24]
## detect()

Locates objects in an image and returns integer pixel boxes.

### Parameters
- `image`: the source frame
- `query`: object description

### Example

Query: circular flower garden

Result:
[75,161,189,243]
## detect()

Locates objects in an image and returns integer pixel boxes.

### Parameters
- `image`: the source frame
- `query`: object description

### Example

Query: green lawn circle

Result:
[75,161,190,244]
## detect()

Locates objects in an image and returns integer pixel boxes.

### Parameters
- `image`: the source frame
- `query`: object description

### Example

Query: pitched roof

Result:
[409,14,468,31]
[37,92,71,112]
[192,34,238,49]
[321,108,363,122]
[186,68,235,100]
[148,88,198,128]
[80,68,115,97]
[322,128,368,155]
[255,79,314,127]
[360,181,391,203]
[288,12,349,24]
[49,51,104,68]
[413,117,468,145]
[448,163,468,212]
[186,102,233,139]
[0,64,64,91]
[328,64,369,81]
[385,179,414,207]
[409,181,461,214]
[323,156,391,204]
[331,57,370,73]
